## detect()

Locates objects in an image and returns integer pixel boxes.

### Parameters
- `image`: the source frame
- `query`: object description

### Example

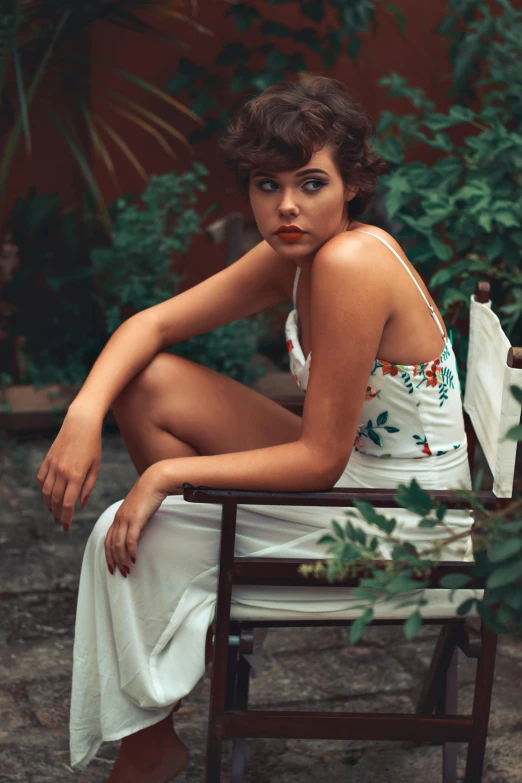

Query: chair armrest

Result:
[182,484,498,509]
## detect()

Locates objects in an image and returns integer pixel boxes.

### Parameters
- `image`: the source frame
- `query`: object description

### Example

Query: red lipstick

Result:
[275,225,306,243]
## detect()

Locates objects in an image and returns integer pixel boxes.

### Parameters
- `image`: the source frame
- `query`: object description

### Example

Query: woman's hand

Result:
[37,407,102,531]
[104,465,173,576]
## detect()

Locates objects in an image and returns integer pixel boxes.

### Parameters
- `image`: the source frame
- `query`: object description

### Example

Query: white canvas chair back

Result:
[464,294,522,497]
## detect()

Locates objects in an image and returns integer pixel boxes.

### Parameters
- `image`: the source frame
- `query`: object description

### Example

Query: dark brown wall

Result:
[5,1,454,285]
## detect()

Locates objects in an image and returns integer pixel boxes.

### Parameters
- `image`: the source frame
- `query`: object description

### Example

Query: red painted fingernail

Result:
[119,569,127,578]
[124,566,130,574]
[131,557,136,564]
[81,495,89,509]
[108,564,114,575]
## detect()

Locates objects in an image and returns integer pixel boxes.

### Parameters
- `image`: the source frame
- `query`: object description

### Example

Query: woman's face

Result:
[248,145,358,262]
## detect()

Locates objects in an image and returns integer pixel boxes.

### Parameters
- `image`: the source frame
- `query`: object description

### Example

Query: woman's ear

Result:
[345,184,359,203]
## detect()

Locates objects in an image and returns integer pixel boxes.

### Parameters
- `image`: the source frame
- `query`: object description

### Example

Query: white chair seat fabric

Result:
[230,588,482,622]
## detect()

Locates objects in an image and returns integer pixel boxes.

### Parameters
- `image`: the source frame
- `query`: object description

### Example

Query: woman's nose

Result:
[278,189,299,217]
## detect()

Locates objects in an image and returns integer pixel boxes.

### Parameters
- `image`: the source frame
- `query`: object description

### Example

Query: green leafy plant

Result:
[374,0,522,368]
[0,0,209,217]
[4,164,268,387]
[309,384,522,644]
[167,0,405,142]
[90,163,268,386]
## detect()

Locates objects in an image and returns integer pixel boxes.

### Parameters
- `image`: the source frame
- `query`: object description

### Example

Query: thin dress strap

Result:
[292,266,301,309]
[358,230,447,343]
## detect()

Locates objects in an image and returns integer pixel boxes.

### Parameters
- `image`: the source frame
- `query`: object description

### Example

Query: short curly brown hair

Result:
[218,74,388,218]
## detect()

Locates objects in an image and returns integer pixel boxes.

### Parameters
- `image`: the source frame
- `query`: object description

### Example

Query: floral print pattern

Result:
[284,285,466,462]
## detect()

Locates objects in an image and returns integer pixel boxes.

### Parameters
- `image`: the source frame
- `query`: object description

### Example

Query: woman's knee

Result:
[113,352,179,415]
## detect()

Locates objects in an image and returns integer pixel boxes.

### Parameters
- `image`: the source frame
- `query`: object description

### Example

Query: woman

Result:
[37,76,471,781]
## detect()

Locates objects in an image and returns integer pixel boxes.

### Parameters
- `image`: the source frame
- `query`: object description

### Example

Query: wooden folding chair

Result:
[183,282,522,783]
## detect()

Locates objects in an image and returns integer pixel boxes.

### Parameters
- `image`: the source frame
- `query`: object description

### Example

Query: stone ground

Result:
[1,428,521,783]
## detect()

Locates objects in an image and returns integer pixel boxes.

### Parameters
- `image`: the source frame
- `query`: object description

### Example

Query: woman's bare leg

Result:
[112,351,301,475]
[106,352,301,780]
[107,708,189,783]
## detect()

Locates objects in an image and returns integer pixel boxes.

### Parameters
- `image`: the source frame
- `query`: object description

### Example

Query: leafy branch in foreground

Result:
[304,386,522,645]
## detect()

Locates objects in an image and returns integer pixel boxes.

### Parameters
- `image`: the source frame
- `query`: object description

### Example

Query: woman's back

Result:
[285,229,469,472]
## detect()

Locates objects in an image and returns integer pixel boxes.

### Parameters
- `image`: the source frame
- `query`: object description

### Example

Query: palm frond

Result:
[91,111,149,183]
[79,99,120,191]
[98,85,194,152]
[107,101,177,158]
[0,10,71,199]
[11,30,31,153]
[152,8,212,36]
[99,6,190,48]
[87,58,205,125]
[46,107,110,223]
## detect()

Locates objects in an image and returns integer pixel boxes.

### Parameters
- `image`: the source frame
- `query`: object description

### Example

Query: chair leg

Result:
[416,623,461,716]
[442,647,459,783]
[231,655,251,783]
[464,623,498,783]
[205,503,238,783]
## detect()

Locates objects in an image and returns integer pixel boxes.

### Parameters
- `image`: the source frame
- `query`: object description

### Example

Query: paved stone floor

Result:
[1,430,521,783]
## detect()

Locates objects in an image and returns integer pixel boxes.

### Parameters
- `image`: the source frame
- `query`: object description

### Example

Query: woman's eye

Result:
[303,179,325,192]
[257,180,278,192]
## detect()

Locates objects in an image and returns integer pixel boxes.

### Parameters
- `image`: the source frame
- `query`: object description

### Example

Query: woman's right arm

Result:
[37,240,293,529]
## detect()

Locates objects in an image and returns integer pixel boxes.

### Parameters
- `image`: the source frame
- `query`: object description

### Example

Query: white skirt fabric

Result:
[70,445,473,769]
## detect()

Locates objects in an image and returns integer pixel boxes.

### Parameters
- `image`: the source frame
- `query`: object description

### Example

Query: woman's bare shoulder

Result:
[315,224,404,277]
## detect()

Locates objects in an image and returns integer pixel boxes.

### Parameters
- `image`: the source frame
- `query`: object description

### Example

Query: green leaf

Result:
[376,411,388,426]
[457,598,476,616]
[353,500,396,534]
[349,607,374,645]
[510,385,522,405]
[317,534,337,546]
[429,236,453,261]
[347,36,362,62]
[487,560,522,590]
[506,424,522,441]
[418,518,438,528]
[504,521,522,533]
[395,479,434,516]
[385,4,406,34]
[430,267,454,287]
[302,0,325,24]
[266,49,288,70]
[495,210,518,228]
[386,575,429,595]
[504,589,522,611]
[439,573,471,589]
[403,610,423,640]
[378,135,404,165]
[436,504,447,521]
[332,519,345,540]
[488,539,522,563]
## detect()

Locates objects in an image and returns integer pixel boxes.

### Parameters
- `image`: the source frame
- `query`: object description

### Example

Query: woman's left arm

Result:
[105,236,390,574]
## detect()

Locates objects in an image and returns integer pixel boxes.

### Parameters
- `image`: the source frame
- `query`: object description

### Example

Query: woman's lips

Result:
[276,231,306,243]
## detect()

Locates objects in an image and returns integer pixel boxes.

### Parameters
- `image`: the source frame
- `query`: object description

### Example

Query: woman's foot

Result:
[107,709,189,783]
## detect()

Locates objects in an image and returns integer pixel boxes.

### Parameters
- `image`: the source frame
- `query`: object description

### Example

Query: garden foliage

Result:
[5,165,265,387]
[375,0,522,355]
[167,0,400,141]
[307,387,522,644]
